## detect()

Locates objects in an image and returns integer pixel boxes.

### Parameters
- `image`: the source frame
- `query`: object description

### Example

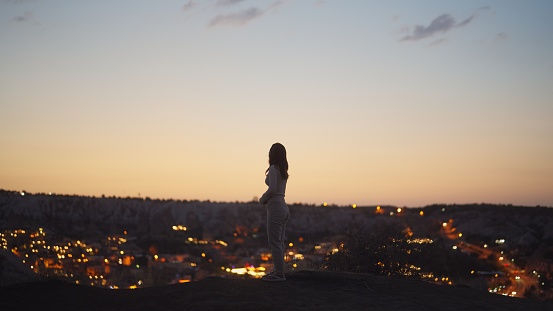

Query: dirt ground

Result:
[1,270,552,311]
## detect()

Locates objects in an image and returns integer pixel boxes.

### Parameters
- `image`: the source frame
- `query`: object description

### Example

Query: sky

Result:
[1,0,552,207]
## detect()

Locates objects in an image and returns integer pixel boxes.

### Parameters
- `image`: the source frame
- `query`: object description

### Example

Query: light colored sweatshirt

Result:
[259,165,287,204]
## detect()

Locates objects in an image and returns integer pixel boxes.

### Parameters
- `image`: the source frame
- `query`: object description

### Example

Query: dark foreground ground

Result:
[1,270,552,311]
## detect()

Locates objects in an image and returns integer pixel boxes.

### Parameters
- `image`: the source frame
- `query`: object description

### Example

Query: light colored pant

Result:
[266,196,289,275]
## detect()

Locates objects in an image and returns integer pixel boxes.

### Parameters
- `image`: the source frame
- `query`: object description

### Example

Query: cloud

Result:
[401,14,458,41]
[495,32,508,42]
[209,7,263,27]
[216,0,246,6]
[182,0,197,12]
[428,38,447,47]
[269,0,287,10]
[208,1,287,28]
[12,11,32,22]
[400,9,487,42]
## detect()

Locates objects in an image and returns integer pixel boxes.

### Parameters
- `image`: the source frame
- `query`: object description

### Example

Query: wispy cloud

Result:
[495,32,508,42]
[12,11,32,22]
[400,8,489,42]
[315,0,326,7]
[268,0,287,11]
[208,0,287,28]
[400,14,462,42]
[428,38,447,47]
[182,0,197,12]
[209,7,263,27]
[216,0,246,6]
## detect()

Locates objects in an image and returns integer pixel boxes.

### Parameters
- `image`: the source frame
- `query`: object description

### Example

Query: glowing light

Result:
[397,208,402,213]
[352,204,357,209]
[458,233,463,238]
[231,268,247,275]
[288,242,294,247]
[442,222,447,227]
[227,266,266,278]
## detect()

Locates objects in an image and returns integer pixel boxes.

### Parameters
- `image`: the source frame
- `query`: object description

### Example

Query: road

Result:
[439,221,537,298]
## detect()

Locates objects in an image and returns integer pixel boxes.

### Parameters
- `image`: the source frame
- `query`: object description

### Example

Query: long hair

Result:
[265,142,289,180]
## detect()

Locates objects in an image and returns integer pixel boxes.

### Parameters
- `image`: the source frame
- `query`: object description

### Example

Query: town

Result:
[1,225,332,288]
[1,190,552,301]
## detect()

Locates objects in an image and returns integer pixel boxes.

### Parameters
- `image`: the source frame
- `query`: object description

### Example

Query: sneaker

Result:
[261,273,286,282]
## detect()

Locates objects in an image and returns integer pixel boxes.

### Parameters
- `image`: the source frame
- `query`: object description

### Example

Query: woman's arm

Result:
[259,166,278,204]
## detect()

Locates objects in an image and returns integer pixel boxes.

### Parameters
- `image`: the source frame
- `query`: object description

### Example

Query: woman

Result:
[259,142,290,282]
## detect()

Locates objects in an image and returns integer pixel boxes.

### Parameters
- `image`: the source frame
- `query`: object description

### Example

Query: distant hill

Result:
[1,190,552,250]
[1,270,552,311]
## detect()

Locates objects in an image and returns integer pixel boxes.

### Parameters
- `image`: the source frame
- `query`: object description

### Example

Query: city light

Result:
[1,200,547,299]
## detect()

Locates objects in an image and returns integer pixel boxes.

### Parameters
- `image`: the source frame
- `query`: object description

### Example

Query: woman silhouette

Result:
[259,142,290,282]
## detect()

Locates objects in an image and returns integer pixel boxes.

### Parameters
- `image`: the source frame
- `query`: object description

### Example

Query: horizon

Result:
[1,1,552,208]
[2,188,552,209]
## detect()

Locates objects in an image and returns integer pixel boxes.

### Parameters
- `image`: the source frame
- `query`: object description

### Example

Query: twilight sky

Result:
[1,0,552,207]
